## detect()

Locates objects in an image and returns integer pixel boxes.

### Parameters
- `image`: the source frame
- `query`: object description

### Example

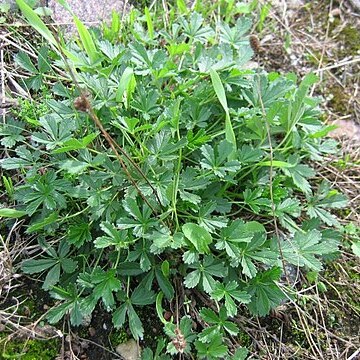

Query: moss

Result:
[306,50,330,66]
[328,84,350,113]
[109,328,129,346]
[339,25,360,56]
[237,331,252,348]
[0,336,59,360]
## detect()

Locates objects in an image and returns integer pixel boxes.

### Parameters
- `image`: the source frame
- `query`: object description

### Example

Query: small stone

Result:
[81,313,92,327]
[116,339,141,360]
[164,311,172,321]
[330,8,341,16]
[88,327,96,337]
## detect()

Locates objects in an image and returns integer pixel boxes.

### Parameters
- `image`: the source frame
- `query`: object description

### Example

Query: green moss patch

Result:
[0,336,59,360]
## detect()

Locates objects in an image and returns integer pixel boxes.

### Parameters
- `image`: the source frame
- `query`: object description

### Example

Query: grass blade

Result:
[16,0,57,47]
[0,208,27,218]
[116,67,135,104]
[210,68,237,160]
[144,7,154,40]
[73,16,99,64]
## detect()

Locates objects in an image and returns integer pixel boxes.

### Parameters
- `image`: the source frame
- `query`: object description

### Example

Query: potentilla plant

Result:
[0,0,347,358]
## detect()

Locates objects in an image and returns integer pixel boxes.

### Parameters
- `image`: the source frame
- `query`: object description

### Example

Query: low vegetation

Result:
[0,0,359,359]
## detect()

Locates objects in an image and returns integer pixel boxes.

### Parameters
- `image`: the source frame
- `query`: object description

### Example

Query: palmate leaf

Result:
[179,12,214,41]
[200,140,240,178]
[246,267,285,316]
[306,180,347,226]
[283,156,315,194]
[117,197,157,237]
[280,229,338,271]
[67,222,92,248]
[0,119,25,148]
[215,219,256,260]
[94,222,129,249]
[21,170,70,215]
[195,333,228,359]
[243,188,271,214]
[47,285,83,326]
[219,17,252,48]
[91,268,122,309]
[211,281,251,317]
[238,144,263,164]
[147,130,187,161]
[15,51,37,73]
[184,256,227,294]
[195,201,228,233]
[182,223,213,254]
[112,286,155,340]
[199,307,238,343]
[32,114,76,150]
[148,229,185,254]
[22,240,77,289]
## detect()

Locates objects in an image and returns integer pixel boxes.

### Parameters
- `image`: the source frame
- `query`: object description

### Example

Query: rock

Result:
[48,0,127,35]
[272,0,304,9]
[116,339,141,360]
[328,119,360,143]
[88,327,96,337]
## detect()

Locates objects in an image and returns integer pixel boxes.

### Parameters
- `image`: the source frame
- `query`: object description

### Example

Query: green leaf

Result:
[280,229,338,271]
[22,258,58,274]
[117,262,143,276]
[144,7,154,40]
[27,212,58,233]
[200,140,240,178]
[92,269,121,308]
[15,51,37,73]
[0,208,27,218]
[246,267,285,316]
[155,269,174,300]
[16,0,57,47]
[211,281,250,317]
[73,15,100,64]
[351,242,360,258]
[232,347,249,360]
[67,222,92,248]
[182,223,213,254]
[131,285,156,305]
[128,304,144,340]
[116,67,135,102]
[195,333,228,359]
[210,68,236,160]
[52,133,98,154]
[184,269,201,288]
[43,263,60,289]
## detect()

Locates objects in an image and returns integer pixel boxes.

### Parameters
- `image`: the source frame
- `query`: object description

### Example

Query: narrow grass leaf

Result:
[259,160,295,168]
[0,208,27,218]
[144,7,154,40]
[116,67,134,102]
[210,68,236,160]
[73,16,99,64]
[16,0,57,47]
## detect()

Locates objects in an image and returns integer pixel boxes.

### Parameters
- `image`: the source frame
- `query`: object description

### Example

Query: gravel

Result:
[48,0,127,28]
